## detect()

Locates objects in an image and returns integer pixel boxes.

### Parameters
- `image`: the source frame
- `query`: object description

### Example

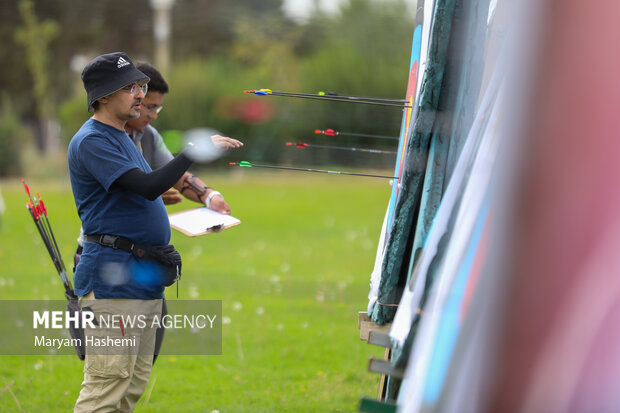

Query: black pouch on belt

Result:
[132,244,182,287]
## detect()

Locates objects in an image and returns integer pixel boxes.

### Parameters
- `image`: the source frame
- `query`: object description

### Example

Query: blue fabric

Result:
[68,118,170,299]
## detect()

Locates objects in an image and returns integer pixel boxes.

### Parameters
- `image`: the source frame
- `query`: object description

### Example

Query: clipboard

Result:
[168,207,241,237]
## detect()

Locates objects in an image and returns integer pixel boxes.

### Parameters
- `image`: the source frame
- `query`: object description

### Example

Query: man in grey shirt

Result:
[126,62,243,209]
[131,123,176,175]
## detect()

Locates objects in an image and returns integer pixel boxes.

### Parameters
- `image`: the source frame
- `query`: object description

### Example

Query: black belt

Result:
[85,234,137,254]
[85,233,180,295]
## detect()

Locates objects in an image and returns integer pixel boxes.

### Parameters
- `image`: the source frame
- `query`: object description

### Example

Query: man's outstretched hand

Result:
[211,135,244,150]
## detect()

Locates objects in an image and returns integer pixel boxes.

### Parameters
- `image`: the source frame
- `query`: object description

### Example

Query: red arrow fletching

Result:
[22,177,31,196]
[40,198,48,216]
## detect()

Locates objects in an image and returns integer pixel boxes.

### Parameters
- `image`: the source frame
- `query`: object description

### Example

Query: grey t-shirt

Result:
[130,125,174,169]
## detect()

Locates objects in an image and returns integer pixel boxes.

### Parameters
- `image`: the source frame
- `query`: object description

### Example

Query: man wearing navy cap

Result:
[71,60,243,369]
[69,52,197,412]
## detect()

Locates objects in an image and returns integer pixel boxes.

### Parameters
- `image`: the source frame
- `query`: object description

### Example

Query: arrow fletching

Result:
[39,198,48,216]
[22,177,31,196]
[286,142,309,148]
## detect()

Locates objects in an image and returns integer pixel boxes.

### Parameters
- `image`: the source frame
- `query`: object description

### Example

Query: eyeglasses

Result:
[121,82,148,97]
[141,102,163,114]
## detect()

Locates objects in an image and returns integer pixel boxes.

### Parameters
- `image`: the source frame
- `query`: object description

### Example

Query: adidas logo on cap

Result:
[117,56,130,68]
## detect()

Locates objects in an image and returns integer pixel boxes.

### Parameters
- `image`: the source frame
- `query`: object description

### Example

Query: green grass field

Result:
[0,170,388,412]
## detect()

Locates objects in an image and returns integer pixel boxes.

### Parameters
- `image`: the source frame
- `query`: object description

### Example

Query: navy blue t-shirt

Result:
[68,118,170,299]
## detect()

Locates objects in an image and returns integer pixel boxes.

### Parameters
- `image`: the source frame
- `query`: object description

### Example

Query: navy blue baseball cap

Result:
[81,52,150,112]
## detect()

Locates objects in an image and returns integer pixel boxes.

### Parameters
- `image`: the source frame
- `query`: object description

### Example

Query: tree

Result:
[14,0,59,153]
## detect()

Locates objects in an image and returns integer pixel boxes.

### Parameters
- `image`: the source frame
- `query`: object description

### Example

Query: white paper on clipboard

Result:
[168,207,241,236]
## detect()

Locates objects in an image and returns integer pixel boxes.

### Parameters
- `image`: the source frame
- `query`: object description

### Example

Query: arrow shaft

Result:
[315,129,399,141]
[268,92,410,108]
[336,131,400,141]
[231,162,397,179]
[27,207,63,274]
[290,142,396,154]
[38,205,69,276]
[41,215,70,282]
[272,90,407,104]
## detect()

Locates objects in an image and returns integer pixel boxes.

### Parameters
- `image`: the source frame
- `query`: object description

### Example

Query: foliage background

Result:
[0,0,414,174]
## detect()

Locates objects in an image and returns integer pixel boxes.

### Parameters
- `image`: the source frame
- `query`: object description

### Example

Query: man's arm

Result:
[169,134,243,212]
[114,152,193,201]
[173,173,231,215]
[149,130,243,207]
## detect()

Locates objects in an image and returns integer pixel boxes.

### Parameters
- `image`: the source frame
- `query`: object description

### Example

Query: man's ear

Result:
[98,96,109,105]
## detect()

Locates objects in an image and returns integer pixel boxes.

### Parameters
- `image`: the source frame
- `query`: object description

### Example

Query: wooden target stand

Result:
[357,312,403,413]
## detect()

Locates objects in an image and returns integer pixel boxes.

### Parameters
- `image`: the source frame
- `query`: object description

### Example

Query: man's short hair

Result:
[135,62,169,94]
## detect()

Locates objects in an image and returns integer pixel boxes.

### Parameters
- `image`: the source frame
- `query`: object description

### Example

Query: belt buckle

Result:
[100,234,119,249]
